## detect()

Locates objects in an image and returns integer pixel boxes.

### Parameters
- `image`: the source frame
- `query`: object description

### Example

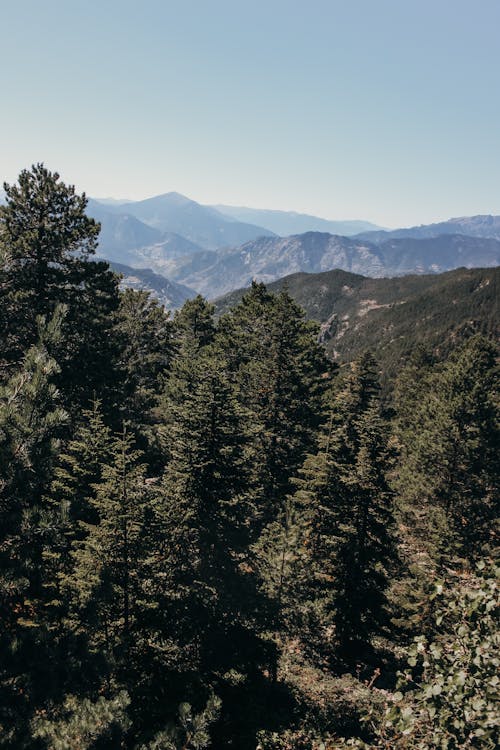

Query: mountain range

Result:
[2,186,499,305]
[121,231,500,300]
[81,194,500,300]
[356,214,500,244]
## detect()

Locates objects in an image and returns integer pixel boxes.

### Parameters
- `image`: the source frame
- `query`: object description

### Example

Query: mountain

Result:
[103,192,275,250]
[105,259,196,309]
[378,234,500,274]
[213,204,382,236]
[86,199,165,264]
[157,231,500,300]
[140,248,219,289]
[215,266,499,383]
[87,199,208,270]
[161,233,385,298]
[82,198,500,295]
[356,214,500,244]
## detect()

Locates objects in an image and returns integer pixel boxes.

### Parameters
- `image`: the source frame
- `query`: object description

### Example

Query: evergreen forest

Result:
[0,165,498,749]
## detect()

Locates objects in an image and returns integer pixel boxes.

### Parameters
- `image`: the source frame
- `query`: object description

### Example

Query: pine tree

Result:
[159,343,261,663]
[0,164,99,359]
[0,310,68,745]
[54,258,121,412]
[295,354,397,660]
[140,694,222,750]
[31,690,131,750]
[42,400,114,621]
[394,335,499,562]
[114,289,173,424]
[156,339,272,745]
[64,427,156,672]
[172,295,215,353]
[217,282,330,525]
[0,164,121,410]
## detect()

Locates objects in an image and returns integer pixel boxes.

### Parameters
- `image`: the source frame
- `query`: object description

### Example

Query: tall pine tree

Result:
[217,282,330,525]
[294,354,397,661]
[0,164,121,411]
[0,310,68,746]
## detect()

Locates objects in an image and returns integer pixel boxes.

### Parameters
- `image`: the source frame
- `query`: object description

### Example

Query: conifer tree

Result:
[0,164,121,409]
[31,690,131,750]
[217,282,330,525]
[295,354,396,659]
[172,295,215,353]
[42,400,114,622]
[0,164,98,357]
[394,335,499,562]
[65,427,156,672]
[159,343,261,661]
[114,289,173,429]
[0,310,68,745]
[157,338,272,744]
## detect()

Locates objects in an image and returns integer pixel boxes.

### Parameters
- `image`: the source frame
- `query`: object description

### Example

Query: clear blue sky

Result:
[1,0,499,227]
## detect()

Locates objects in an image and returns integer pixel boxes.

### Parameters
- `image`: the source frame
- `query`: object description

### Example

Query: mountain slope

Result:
[213,204,382,236]
[160,231,500,299]
[378,234,500,274]
[105,192,275,250]
[215,266,499,382]
[163,233,386,298]
[87,199,212,271]
[84,200,165,263]
[105,260,196,309]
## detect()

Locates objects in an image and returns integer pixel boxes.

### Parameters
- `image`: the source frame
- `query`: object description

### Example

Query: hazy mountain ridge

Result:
[356,214,500,244]
[377,233,500,274]
[150,232,386,298]
[86,199,165,263]
[96,192,275,250]
[213,204,382,236]
[8,187,500,300]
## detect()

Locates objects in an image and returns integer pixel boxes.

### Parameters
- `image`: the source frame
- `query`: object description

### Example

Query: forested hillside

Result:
[216,267,499,386]
[0,166,498,750]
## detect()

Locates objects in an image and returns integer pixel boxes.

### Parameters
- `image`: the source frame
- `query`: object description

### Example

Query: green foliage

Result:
[0,310,69,746]
[0,163,120,409]
[32,691,131,750]
[0,164,99,357]
[65,427,157,663]
[114,289,173,425]
[394,335,499,562]
[344,562,500,750]
[0,164,498,748]
[172,295,215,353]
[292,354,397,656]
[157,334,267,678]
[218,282,330,523]
[384,562,500,749]
[140,694,221,750]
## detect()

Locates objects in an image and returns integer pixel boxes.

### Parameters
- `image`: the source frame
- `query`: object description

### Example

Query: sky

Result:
[1,0,499,227]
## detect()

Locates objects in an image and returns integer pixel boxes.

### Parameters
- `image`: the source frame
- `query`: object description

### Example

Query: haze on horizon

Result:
[1,0,499,228]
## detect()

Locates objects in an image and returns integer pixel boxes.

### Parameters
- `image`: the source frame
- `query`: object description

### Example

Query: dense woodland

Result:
[0,165,498,749]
